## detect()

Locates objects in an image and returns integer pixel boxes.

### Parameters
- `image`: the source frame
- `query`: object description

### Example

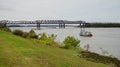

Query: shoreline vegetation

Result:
[0,23,120,67]
[77,23,120,28]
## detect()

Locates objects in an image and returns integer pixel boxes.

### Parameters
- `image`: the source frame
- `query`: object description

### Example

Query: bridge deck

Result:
[1,20,85,24]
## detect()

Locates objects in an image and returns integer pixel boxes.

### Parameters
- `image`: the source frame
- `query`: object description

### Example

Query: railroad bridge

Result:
[0,20,86,30]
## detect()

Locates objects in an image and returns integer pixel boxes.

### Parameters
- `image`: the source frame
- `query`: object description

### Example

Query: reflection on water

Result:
[10,27,120,59]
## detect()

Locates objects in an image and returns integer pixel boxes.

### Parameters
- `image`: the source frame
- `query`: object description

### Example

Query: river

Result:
[9,27,120,59]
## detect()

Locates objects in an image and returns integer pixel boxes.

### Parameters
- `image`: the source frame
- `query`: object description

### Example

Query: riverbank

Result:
[0,31,108,67]
[9,27,120,59]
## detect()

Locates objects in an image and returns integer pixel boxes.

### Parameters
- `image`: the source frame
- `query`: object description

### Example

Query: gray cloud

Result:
[0,0,120,22]
[0,7,15,11]
[0,0,15,11]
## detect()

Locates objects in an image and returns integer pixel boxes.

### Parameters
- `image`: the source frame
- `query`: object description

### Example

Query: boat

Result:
[80,31,93,37]
[79,23,93,37]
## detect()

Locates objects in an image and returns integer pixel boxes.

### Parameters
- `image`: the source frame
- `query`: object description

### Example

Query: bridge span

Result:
[0,20,86,30]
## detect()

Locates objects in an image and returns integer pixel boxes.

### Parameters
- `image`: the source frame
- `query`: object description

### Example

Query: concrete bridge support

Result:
[37,23,41,30]
[59,23,65,28]
[63,23,65,28]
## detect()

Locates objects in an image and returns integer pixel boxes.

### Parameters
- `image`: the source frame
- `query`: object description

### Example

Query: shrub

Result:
[0,23,5,28]
[48,34,57,41]
[39,33,59,47]
[0,23,11,32]
[28,29,37,39]
[12,29,37,38]
[39,32,47,40]
[0,28,11,32]
[84,44,90,51]
[22,32,29,38]
[12,29,38,38]
[63,36,80,49]
[12,29,24,36]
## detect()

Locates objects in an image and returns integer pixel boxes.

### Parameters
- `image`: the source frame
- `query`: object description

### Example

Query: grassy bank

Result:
[0,31,108,67]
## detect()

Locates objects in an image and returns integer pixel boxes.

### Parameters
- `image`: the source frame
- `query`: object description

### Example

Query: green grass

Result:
[0,31,108,67]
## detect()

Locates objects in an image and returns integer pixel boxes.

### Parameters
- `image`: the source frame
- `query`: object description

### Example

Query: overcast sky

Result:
[0,0,120,22]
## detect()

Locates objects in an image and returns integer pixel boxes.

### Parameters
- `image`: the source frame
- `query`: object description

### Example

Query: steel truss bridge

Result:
[0,20,86,30]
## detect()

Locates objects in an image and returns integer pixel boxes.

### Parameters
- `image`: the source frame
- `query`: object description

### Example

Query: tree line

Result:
[78,23,120,27]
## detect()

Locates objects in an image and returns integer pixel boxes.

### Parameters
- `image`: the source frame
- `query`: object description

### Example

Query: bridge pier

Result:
[59,24,60,28]
[63,23,65,28]
[59,23,65,28]
[80,23,82,32]
[37,23,41,30]
[59,24,62,28]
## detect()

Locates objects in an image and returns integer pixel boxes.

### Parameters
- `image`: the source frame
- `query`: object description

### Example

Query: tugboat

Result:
[80,31,93,37]
[80,23,93,37]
